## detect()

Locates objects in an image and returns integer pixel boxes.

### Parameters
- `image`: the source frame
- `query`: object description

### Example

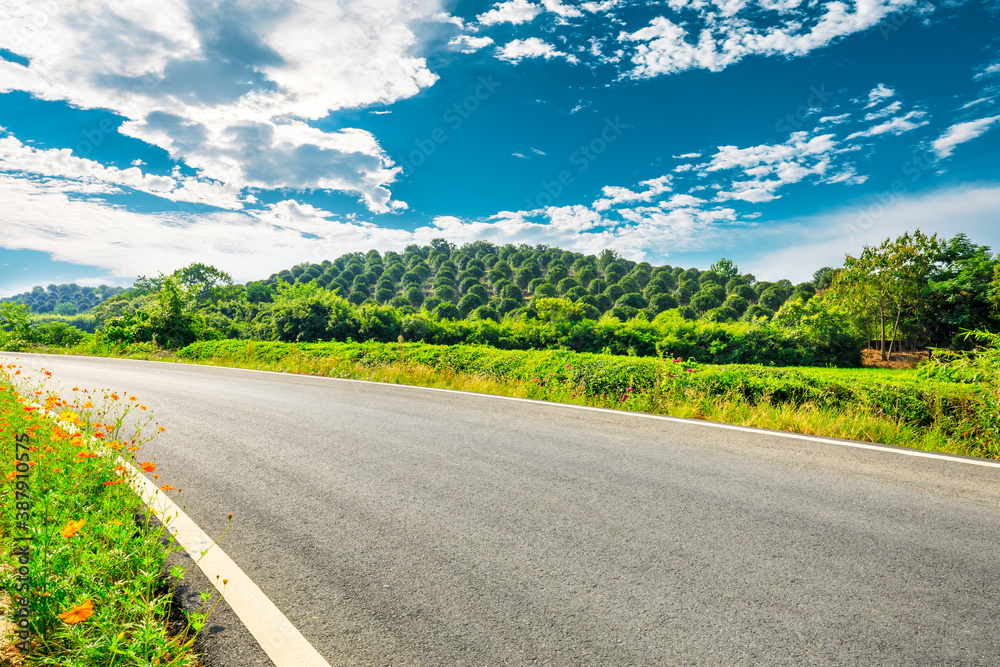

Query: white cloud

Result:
[512,152,529,158]
[974,59,1000,80]
[477,0,543,25]
[863,100,902,121]
[865,83,896,107]
[0,0,443,212]
[495,38,579,63]
[449,35,495,53]
[818,112,851,125]
[844,110,928,140]
[0,131,244,209]
[932,115,1000,159]
[660,193,706,208]
[620,2,920,79]
[674,152,702,159]
[706,132,835,203]
[541,0,584,18]
[531,147,547,155]
[593,175,671,210]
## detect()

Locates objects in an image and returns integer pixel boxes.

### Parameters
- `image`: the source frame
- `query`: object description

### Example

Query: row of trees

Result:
[2,283,124,315]
[253,240,821,326]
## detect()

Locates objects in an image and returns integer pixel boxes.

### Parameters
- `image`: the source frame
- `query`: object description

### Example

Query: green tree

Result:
[829,230,941,360]
[710,258,739,279]
[915,234,997,348]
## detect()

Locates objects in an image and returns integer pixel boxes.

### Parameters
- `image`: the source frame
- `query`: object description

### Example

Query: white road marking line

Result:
[133,471,331,667]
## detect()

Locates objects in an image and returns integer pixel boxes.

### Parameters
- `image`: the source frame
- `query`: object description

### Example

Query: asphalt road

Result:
[9,352,1000,665]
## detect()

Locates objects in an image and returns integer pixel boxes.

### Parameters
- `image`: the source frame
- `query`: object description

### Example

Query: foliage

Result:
[2,284,125,315]
[828,230,941,359]
[99,276,211,349]
[0,363,211,664]
[0,301,34,350]
[915,234,998,348]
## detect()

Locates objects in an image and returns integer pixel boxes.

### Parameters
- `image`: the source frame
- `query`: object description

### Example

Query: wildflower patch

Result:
[0,360,212,665]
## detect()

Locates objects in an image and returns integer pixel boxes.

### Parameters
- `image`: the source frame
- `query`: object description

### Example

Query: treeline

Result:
[2,283,124,315]
[3,233,997,366]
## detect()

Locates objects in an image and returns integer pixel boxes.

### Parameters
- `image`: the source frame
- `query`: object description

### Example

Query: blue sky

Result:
[1,0,999,296]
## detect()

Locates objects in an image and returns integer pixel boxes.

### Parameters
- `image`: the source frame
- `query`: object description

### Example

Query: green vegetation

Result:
[0,363,219,664]
[2,284,124,315]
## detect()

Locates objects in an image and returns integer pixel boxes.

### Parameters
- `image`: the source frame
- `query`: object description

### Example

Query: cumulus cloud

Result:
[0,131,244,208]
[932,115,1000,158]
[593,175,671,210]
[620,1,919,79]
[477,0,543,25]
[449,35,495,53]
[0,0,442,212]
[495,38,579,63]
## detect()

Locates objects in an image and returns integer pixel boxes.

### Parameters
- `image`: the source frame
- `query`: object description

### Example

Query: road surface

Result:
[8,352,1000,665]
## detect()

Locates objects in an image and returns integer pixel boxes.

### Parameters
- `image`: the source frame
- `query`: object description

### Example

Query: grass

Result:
[0,359,216,665]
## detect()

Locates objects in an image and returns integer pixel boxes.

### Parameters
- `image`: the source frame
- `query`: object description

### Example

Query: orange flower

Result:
[60,518,86,538]
[140,461,156,473]
[129,396,137,401]
[5,471,16,480]
[160,484,175,491]
[103,480,125,486]
[110,393,120,401]
[140,405,147,410]
[70,437,84,448]
[53,467,62,473]
[112,465,128,474]
[157,426,166,432]
[58,600,94,624]
[77,452,99,459]
[82,401,93,409]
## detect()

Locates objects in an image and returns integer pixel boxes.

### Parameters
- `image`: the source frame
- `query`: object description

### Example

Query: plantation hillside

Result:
[2,282,125,315]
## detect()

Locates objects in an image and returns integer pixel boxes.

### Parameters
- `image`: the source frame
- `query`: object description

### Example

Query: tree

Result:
[710,258,739,279]
[914,234,997,348]
[690,291,721,314]
[829,230,941,360]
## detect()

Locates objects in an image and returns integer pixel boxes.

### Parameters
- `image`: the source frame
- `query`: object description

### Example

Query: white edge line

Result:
[132,471,332,667]
[13,352,1000,471]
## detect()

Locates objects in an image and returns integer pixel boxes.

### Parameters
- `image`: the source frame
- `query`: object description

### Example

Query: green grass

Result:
[0,360,212,665]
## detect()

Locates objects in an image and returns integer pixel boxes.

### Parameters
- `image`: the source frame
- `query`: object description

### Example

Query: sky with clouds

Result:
[1,0,998,295]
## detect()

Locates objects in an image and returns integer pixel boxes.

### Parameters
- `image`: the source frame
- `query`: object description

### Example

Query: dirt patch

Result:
[861,348,929,369]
